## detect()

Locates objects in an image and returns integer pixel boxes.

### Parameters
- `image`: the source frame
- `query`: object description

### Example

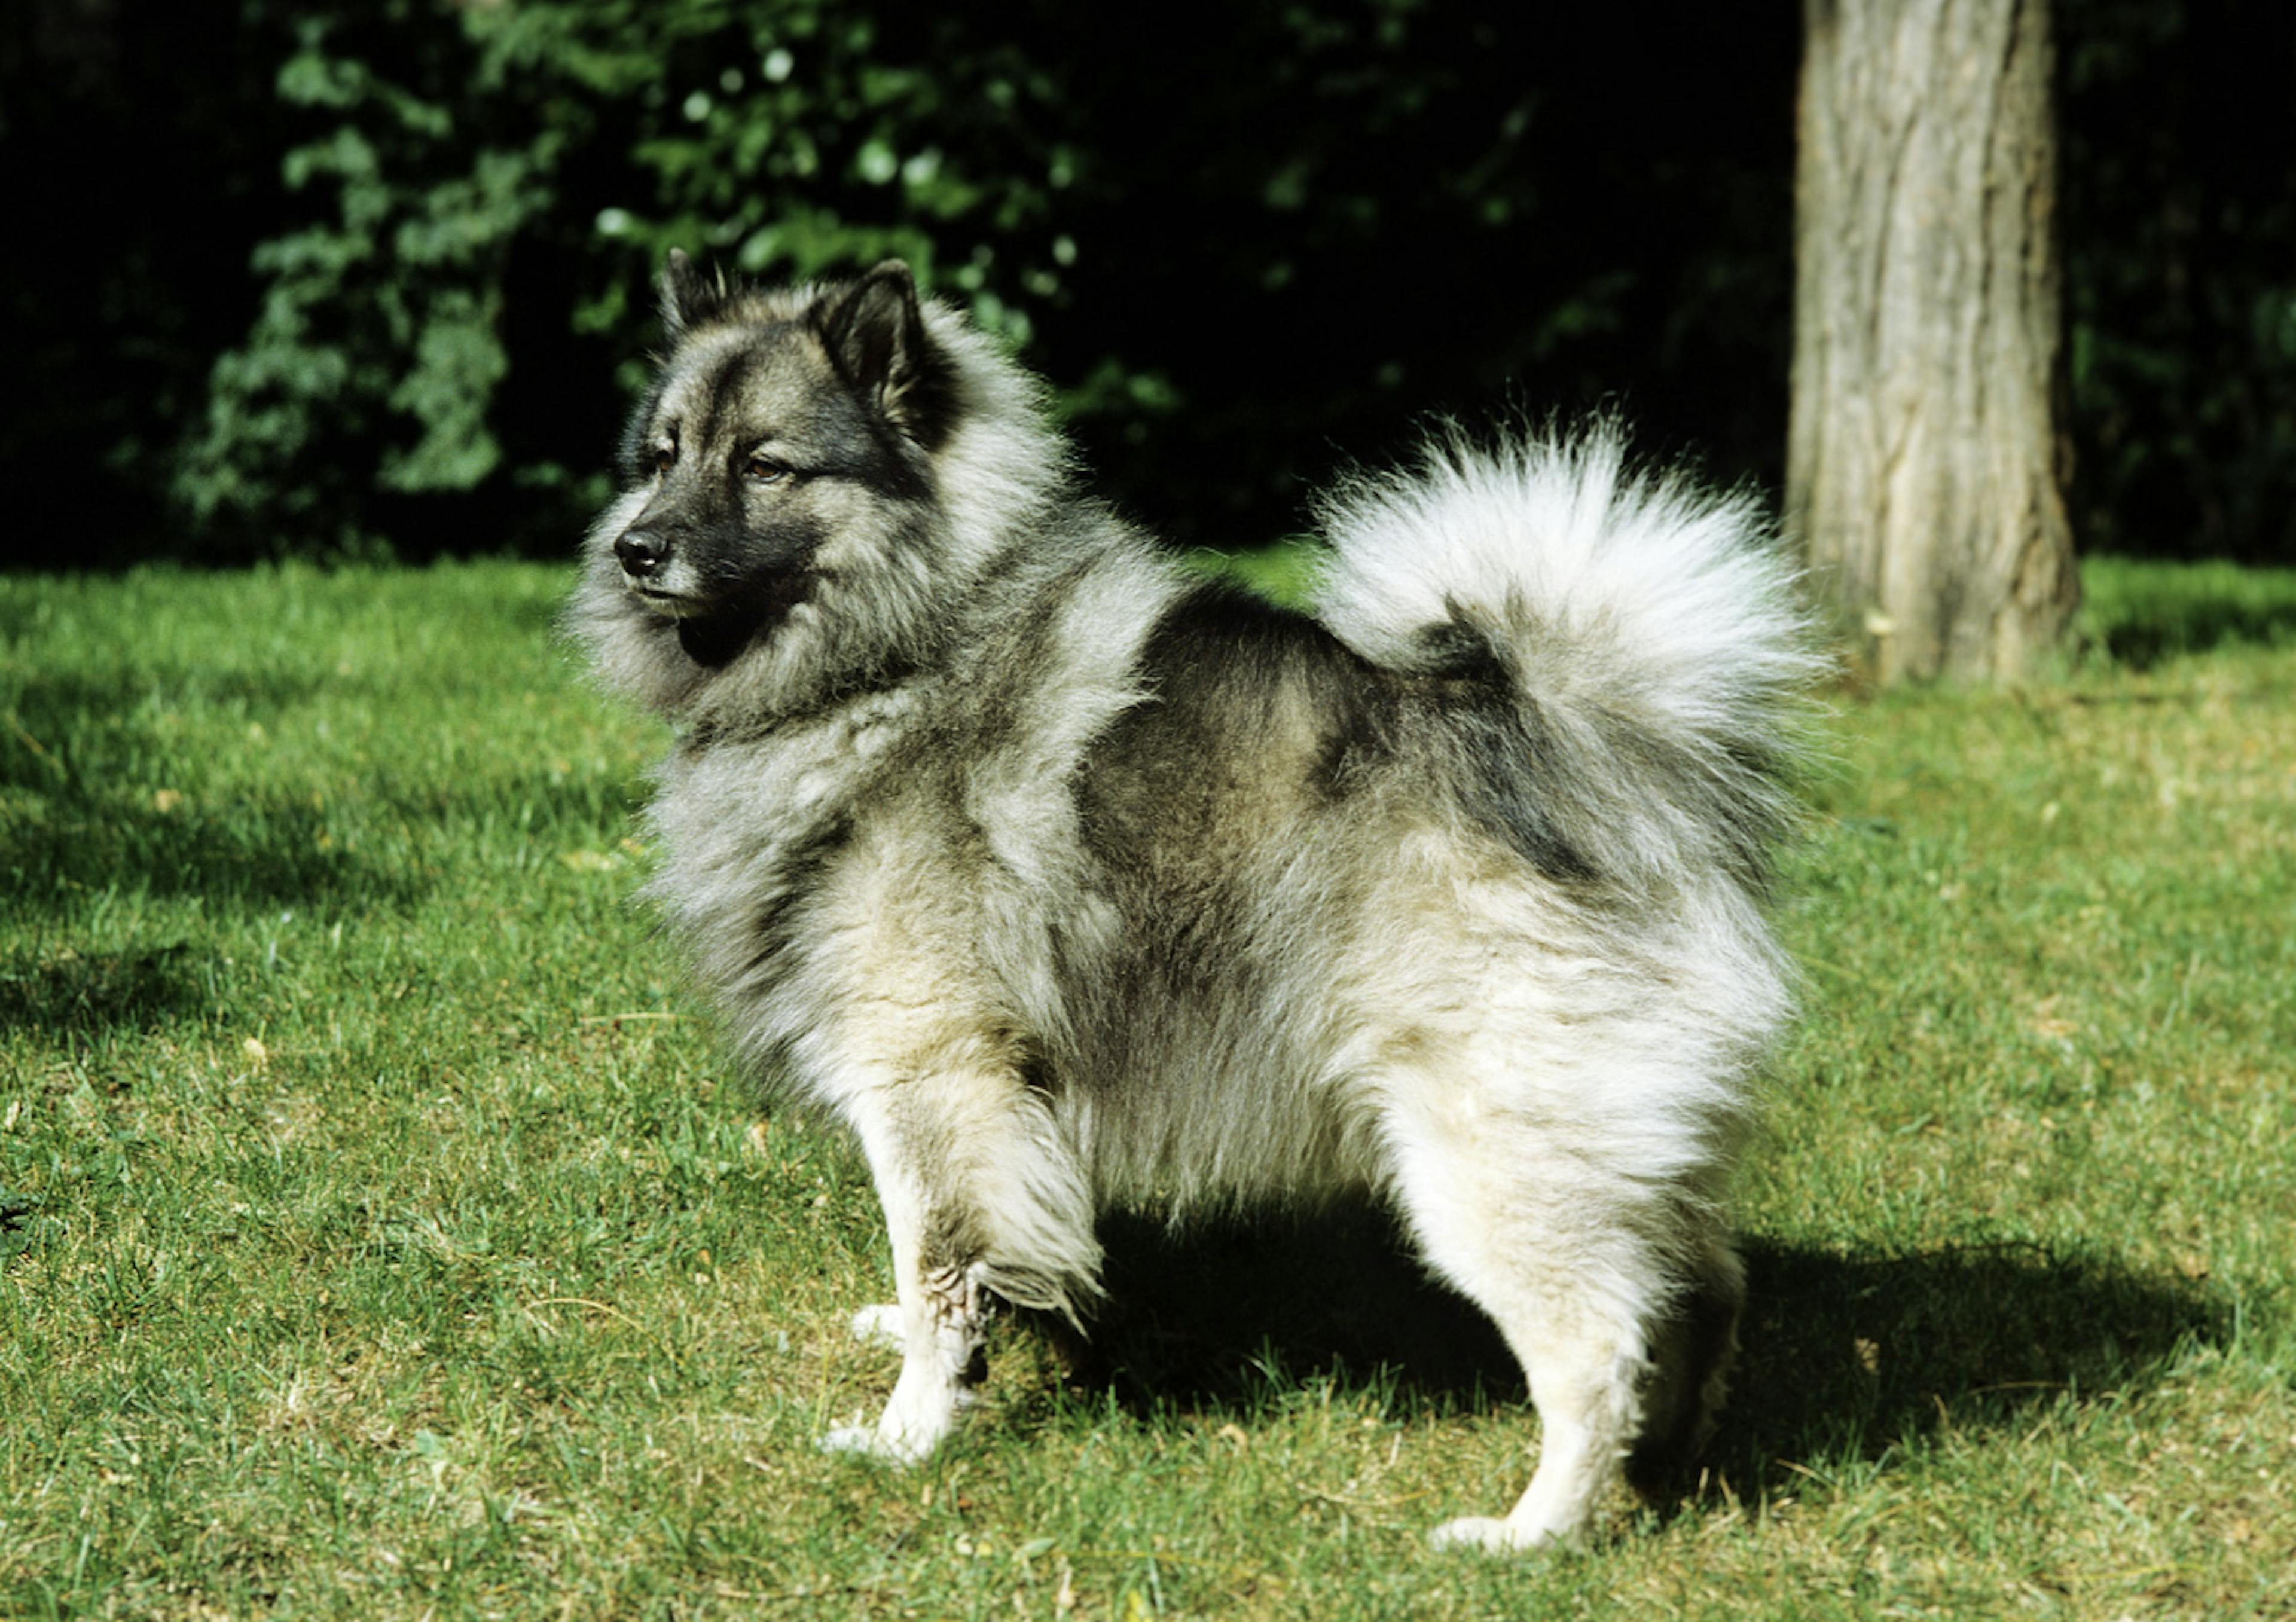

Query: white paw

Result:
[848,1303,905,1348]
[1427,1515,1565,1556]
[818,1422,926,1465]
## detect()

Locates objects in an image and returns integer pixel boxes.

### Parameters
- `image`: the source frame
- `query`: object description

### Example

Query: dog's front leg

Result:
[811,1010,1097,1465]
[821,1164,992,1464]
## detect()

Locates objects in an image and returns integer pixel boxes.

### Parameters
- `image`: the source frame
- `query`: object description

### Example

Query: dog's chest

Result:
[645,695,942,976]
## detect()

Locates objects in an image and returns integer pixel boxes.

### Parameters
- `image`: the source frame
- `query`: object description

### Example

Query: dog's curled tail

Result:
[1311,424,1824,894]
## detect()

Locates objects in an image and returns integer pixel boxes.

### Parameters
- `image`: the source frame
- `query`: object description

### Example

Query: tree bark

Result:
[1788,0,2078,683]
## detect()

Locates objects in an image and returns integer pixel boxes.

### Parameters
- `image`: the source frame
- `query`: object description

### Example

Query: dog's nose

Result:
[615,529,667,578]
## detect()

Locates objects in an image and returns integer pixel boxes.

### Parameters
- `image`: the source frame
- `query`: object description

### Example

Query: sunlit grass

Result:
[1,556,2289,1617]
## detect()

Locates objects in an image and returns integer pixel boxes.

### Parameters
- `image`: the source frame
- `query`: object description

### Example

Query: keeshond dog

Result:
[567,252,1818,1552]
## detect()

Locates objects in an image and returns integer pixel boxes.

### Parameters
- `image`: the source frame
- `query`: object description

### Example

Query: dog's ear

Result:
[814,261,954,445]
[659,249,728,341]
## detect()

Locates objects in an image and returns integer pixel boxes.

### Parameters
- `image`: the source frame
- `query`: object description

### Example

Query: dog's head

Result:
[606,253,958,664]
[571,252,1065,722]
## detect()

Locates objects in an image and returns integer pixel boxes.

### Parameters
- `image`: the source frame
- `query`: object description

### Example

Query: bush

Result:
[148,0,1802,561]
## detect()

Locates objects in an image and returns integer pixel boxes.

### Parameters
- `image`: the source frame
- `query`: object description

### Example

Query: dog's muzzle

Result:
[615,528,670,581]
[613,527,701,616]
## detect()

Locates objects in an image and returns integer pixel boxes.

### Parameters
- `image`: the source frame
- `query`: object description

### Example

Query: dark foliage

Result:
[0,0,2285,566]
[2062,0,2296,563]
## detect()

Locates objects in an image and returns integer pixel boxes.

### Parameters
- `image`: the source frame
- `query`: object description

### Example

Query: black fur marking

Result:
[1413,611,1601,882]
[1078,582,1396,918]
[738,811,854,978]
[812,262,960,453]
[1449,699,1601,882]
[1412,616,1500,678]
[676,612,756,668]
[704,346,767,446]
[803,384,936,502]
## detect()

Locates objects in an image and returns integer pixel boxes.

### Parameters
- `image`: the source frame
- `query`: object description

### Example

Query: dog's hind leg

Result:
[1629,1234,1743,1490]
[1378,1085,1698,1553]
[1422,1277,1655,1553]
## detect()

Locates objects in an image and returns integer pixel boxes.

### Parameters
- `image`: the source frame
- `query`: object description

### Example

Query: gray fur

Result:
[567,258,1822,1551]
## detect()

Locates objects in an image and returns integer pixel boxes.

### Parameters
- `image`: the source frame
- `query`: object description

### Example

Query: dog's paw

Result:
[848,1303,904,1348]
[1427,1515,1565,1556]
[818,1422,926,1465]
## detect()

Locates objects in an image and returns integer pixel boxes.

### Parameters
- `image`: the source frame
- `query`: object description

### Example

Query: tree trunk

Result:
[1788,0,2078,683]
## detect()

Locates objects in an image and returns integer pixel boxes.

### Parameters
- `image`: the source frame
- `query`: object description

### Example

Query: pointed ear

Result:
[814,261,954,444]
[658,249,725,341]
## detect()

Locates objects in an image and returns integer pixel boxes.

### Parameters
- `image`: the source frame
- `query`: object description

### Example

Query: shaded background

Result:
[4,0,2291,569]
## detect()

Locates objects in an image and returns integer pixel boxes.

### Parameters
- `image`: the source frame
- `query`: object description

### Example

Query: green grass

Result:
[2,555,2292,1618]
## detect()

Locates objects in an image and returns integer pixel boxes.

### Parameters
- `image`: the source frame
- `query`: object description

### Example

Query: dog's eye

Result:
[746,457,790,485]
[652,444,676,477]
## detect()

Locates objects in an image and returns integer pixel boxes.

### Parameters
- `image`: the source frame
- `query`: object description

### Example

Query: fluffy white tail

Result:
[1311,426,1822,891]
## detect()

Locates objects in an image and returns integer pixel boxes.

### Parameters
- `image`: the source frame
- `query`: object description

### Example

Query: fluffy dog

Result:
[567,253,1816,1550]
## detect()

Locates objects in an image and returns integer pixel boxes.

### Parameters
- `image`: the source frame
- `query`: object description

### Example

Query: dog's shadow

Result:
[1042,1205,2223,1501]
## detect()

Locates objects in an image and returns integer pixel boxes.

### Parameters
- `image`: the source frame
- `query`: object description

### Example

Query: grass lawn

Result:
[2,555,2292,1618]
